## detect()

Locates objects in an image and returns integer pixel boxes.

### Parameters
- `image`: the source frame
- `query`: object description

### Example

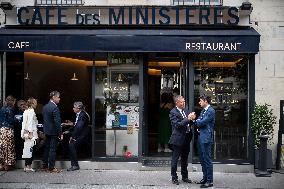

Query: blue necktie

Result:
[200,109,206,119]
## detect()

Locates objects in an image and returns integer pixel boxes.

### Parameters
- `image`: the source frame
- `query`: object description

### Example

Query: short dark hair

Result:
[49,91,60,99]
[199,95,211,104]
[5,95,16,107]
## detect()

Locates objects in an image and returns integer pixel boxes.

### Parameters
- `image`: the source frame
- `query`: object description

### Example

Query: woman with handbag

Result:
[21,97,38,172]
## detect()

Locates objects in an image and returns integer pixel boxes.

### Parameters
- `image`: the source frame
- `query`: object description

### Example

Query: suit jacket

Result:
[168,107,192,147]
[69,110,90,141]
[194,105,215,143]
[42,101,62,136]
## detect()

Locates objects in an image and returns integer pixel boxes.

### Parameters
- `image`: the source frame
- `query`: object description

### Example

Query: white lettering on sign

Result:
[185,42,241,51]
[8,41,30,49]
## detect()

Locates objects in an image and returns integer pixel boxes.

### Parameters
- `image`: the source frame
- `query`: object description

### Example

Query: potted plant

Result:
[251,103,277,168]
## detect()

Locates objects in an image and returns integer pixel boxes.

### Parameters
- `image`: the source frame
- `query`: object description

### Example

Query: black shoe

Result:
[67,166,80,171]
[197,179,207,184]
[41,165,48,172]
[172,180,179,185]
[200,182,213,188]
[182,178,192,183]
[48,168,62,173]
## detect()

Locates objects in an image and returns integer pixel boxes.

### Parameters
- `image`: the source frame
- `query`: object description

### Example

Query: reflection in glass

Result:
[94,53,139,159]
[193,54,248,161]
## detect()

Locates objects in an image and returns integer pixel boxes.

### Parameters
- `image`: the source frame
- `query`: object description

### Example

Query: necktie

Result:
[200,109,206,119]
[182,110,190,133]
[202,109,207,117]
[181,110,186,118]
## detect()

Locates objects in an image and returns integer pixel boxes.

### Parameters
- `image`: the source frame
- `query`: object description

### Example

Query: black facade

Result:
[0,25,260,164]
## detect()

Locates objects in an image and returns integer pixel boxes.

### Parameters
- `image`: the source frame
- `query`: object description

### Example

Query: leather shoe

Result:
[200,182,213,188]
[197,179,207,184]
[67,166,80,171]
[182,178,192,183]
[48,168,62,173]
[4,165,13,171]
[41,165,48,172]
[172,180,179,185]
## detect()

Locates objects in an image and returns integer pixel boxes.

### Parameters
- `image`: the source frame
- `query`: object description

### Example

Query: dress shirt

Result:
[50,100,57,106]
[74,111,81,126]
[200,105,210,118]
[176,107,190,132]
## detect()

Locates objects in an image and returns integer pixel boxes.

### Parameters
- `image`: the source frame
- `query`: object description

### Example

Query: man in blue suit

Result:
[42,91,62,173]
[63,101,90,171]
[189,95,215,188]
[168,95,193,185]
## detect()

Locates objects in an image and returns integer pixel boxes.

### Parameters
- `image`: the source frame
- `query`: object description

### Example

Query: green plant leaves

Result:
[251,103,276,149]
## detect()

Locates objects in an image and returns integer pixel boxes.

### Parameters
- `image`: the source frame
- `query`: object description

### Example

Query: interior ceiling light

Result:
[193,61,236,67]
[24,73,30,80]
[148,61,180,67]
[70,73,79,81]
[148,68,162,76]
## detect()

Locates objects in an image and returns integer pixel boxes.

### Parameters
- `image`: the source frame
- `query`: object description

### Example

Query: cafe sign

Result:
[17,6,240,25]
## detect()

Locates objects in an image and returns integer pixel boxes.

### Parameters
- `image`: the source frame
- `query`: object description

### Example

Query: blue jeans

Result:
[43,135,58,169]
[198,140,213,182]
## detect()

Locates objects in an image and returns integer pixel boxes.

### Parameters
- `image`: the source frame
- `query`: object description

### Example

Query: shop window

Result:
[94,53,139,159]
[23,52,93,160]
[193,54,249,160]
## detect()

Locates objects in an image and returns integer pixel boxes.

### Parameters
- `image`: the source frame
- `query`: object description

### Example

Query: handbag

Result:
[23,129,33,139]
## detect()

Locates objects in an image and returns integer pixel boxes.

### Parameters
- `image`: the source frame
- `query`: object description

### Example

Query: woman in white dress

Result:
[21,97,38,172]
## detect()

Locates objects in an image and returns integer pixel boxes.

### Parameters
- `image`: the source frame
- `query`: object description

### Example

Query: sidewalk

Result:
[1,169,284,189]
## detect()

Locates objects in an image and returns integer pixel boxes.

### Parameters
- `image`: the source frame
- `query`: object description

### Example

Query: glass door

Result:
[192,54,249,161]
[146,53,185,157]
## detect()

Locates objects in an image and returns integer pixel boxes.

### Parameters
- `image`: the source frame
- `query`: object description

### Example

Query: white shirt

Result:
[202,105,210,116]
[176,106,190,132]
[50,100,57,106]
[176,107,186,118]
[74,111,81,126]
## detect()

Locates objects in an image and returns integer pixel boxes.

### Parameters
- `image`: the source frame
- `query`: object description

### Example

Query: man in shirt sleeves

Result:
[168,95,193,185]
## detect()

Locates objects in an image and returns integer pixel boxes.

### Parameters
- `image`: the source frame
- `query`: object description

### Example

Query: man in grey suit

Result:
[42,91,62,173]
[189,95,215,188]
[168,95,193,185]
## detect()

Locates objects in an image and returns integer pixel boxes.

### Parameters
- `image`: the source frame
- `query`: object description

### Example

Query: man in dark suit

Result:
[42,91,62,173]
[63,101,90,171]
[168,95,193,185]
[189,95,215,188]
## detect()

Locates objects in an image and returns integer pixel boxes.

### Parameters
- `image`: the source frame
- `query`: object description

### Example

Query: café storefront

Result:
[0,6,260,165]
